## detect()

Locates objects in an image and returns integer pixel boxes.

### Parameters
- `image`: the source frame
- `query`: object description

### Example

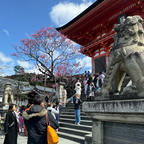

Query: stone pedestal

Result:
[92,120,103,144]
[82,99,144,144]
[0,103,8,134]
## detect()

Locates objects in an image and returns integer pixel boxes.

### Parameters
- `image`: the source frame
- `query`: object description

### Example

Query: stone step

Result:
[60,122,92,131]
[58,131,85,144]
[59,127,91,137]
[61,111,86,116]
[60,118,92,125]
[60,114,91,120]
[63,108,82,112]
[85,133,92,144]
[66,103,82,107]
[65,105,82,108]
[60,103,91,143]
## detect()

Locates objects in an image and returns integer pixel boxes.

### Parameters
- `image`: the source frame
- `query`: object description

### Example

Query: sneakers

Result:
[75,122,80,125]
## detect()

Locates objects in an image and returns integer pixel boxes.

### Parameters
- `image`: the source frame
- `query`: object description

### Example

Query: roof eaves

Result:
[56,0,104,31]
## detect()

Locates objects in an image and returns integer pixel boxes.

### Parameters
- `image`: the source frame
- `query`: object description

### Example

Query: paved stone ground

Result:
[0,135,80,144]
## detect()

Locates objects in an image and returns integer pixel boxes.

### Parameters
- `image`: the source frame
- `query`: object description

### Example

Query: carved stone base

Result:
[94,92,144,101]
[82,98,144,144]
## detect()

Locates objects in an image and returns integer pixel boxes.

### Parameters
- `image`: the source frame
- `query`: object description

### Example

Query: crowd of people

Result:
[72,71,105,126]
[3,71,105,144]
[83,71,105,100]
[3,91,61,144]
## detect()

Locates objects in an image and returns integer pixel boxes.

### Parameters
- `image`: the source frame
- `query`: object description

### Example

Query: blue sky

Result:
[0,0,95,76]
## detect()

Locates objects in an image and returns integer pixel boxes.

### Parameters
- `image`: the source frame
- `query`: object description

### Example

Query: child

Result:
[19,113,23,133]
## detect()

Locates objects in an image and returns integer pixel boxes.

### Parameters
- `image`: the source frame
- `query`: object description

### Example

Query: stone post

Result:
[56,82,65,103]
[92,119,103,144]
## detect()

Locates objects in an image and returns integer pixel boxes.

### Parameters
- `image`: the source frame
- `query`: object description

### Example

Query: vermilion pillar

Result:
[92,57,95,74]
[105,52,109,69]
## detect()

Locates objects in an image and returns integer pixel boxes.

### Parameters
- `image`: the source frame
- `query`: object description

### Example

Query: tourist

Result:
[23,104,32,136]
[55,101,63,123]
[40,100,47,109]
[75,78,81,87]
[14,105,20,126]
[75,79,82,98]
[86,75,93,97]
[86,71,91,77]
[83,78,88,99]
[83,71,87,77]
[47,102,59,119]
[93,73,99,88]
[23,92,59,144]
[96,76,102,90]
[19,113,23,134]
[99,72,105,83]
[3,104,19,144]
[62,86,67,107]
[73,95,82,125]
[88,82,95,101]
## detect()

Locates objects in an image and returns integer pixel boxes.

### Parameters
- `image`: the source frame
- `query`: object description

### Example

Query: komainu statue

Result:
[101,15,144,98]
[3,82,14,105]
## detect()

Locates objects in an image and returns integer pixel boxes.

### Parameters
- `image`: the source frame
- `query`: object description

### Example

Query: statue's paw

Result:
[138,92,144,97]
[95,90,102,97]
[101,89,109,97]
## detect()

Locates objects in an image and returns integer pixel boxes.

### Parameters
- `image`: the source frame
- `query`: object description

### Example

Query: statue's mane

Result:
[113,16,144,49]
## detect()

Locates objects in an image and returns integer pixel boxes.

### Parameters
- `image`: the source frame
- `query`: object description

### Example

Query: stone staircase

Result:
[58,103,92,144]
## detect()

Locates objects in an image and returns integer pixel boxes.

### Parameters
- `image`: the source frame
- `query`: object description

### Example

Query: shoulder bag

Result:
[46,113,59,144]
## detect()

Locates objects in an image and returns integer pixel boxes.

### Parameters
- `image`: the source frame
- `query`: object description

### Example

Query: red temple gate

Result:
[57,0,144,73]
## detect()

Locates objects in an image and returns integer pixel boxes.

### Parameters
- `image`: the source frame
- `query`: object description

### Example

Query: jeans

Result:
[71,97,73,103]
[74,109,80,124]
[56,105,63,122]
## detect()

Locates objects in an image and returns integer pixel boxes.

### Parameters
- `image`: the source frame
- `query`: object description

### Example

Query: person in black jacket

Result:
[23,92,59,144]
[3,104,19,144]
[73,95,81,125]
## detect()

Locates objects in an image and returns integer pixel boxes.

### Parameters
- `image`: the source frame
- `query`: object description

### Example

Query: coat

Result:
[4,111,19,144]
[73,97,81,109]
[75,86,81,96]
[47,107,59,119]
[89,85,95,97]
[23,105,59,144]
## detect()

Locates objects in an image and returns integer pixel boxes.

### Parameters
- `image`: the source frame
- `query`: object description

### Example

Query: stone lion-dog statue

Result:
[101,15,144,98]
[3,82,14,105]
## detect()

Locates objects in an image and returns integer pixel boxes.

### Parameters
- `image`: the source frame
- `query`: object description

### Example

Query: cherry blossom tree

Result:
[13,27,81,80]
[55,62,82,79]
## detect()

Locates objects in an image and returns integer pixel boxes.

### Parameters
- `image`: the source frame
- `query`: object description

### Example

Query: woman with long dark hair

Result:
[3,104,19,144]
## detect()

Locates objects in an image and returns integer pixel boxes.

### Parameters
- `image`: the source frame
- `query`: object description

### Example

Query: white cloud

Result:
[17,61,41,74]
[2,29,10,36]
[0,62,15,76]
[0,52,15,76]
[76,56,91,68]
[0,52,13,63]
[50,1,93,26]
[26,66,41,74]
[17,60,32,69]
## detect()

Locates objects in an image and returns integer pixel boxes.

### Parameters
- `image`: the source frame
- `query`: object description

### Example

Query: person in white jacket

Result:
[47,103,59,119]
[75,79,82,98]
